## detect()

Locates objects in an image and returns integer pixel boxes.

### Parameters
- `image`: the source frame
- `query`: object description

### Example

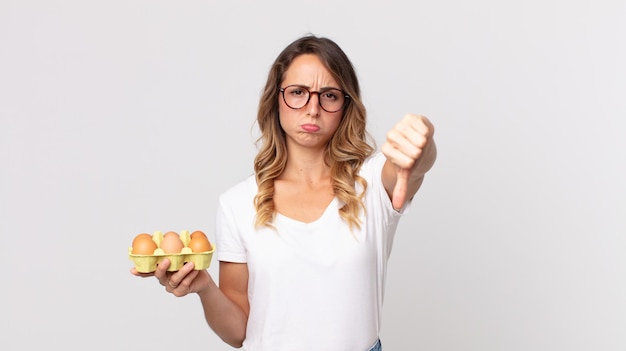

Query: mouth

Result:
[301,124,320,132]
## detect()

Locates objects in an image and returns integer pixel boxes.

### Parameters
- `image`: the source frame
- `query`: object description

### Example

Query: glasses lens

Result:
[319,89,345,112]
[283,86,309,109]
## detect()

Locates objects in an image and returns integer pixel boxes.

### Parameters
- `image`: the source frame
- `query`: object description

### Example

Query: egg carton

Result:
[128,230,215,273]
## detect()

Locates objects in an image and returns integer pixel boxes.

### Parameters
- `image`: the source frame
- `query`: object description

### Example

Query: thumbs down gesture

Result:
[381,114,437,210]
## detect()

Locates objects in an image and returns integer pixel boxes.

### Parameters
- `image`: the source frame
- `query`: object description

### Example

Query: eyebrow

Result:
[285,84,342,91]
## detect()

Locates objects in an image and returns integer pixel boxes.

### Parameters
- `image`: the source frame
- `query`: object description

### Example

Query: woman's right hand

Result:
[130,258,211,297]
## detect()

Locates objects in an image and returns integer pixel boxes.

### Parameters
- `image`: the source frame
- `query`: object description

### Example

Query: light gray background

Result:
[1,1,624,350]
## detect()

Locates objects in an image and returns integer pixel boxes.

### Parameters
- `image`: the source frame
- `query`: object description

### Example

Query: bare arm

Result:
[197,262,249,348]
[381,114,437,209]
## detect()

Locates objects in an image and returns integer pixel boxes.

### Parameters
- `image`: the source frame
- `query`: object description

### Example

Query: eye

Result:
[321,90,340,101]
[287,86,307,96]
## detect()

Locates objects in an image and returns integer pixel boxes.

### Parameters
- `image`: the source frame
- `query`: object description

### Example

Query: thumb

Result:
[392,168,410,210]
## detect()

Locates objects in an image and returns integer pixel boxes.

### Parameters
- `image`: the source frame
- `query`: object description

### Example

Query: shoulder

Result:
[359,152,387,179]
[219,173,257,205]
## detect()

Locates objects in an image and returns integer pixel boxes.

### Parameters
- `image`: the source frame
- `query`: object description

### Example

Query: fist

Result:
[381,114,435,209]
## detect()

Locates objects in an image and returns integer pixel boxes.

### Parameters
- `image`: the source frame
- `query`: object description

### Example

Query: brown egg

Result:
[190,230,207,239]
[131,233,157,255]
[188,235,212,253]
[160,231,184,253]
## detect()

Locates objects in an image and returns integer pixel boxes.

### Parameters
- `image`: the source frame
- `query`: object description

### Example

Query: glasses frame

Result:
[279,85,351,113]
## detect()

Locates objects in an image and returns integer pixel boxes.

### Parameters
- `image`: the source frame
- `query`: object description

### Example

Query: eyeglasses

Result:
[279,85,350,113]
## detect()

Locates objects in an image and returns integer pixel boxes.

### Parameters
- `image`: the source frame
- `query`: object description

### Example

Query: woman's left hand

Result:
[381,114,436,209]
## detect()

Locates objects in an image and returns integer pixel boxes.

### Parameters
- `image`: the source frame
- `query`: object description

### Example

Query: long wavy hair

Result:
[253,35,375,230]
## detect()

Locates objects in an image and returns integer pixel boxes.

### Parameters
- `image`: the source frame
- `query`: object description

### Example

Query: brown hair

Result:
[253,34,375,230]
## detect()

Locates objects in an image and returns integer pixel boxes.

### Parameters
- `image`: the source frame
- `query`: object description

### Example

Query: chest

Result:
[246,205,375,277]
[273,181,335,223]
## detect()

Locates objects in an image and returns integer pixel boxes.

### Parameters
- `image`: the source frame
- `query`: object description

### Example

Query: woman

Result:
[131,34,436,351]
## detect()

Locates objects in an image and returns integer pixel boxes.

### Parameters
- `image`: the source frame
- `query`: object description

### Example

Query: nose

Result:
[306,92,321,116]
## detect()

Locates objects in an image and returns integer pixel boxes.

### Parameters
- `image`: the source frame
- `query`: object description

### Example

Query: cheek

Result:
[328,110,343,128]
[278,96,294,114]
[278,103,296,125]
[328,117,342,134]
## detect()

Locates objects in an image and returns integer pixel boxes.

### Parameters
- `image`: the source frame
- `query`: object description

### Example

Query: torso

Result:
[215,152,402,351]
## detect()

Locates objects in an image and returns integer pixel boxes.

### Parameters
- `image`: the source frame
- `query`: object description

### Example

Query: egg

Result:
[160,231,184,253]
[188,235,212,253]
[190,230,207,239]
[131,233,158,255]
